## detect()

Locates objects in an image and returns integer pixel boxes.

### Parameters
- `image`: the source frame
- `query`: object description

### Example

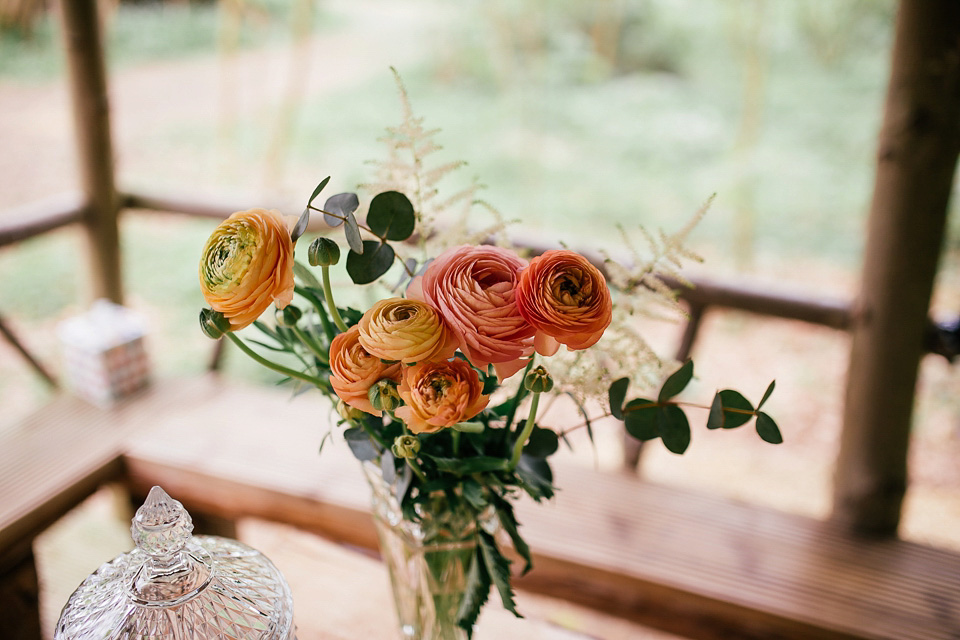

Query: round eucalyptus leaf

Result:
[658,359,693,403]
[523,426,559,458]
[657,405,691,454]
[624,398,659,441]
[718,389,754,429]
[367,191,415,241]
[346,240,395,284]
[344,211,364,254]
[323,192,359,228]
[756,412,783,444]
[608,377,629,420]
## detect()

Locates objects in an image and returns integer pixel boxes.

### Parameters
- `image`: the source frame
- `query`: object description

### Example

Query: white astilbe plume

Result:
[549,196,712,407]
[362,68,512,265]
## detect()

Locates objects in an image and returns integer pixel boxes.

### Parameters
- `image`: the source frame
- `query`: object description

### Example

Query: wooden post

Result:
[60,0,123,303]
[832,0,960,535]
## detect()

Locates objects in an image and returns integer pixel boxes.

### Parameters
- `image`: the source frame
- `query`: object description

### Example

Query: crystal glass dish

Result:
[55,486,296,639]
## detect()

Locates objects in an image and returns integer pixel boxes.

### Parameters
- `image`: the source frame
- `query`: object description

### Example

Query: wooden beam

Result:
[833,0,960,535]
[0,193,85,248]
[59,0,122,304]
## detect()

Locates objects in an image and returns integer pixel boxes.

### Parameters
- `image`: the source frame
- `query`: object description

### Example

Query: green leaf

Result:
[493,497,533,575]
[756,412,783,444]
[758,380,776,409]
[523,426,559,458]
[293,261,323,290]
[428,456,507,475]
[346,241,395,285]
[479,531,521,618]
[657,405,691,454]
[453,421,485,433]
[461,478,487,511]
[457,549,491,636]
[367,191,415,241]
[343,211,364,254]
[516,455,554,501]
[343,427,379,461]
[706,392,724,429]
[291,207,310,243]
[608,377,629,420]
[623,398,659,441]
[718,390,755,429]
[323,192,359,228]
[658,359,694,403]
[307,176,330,206]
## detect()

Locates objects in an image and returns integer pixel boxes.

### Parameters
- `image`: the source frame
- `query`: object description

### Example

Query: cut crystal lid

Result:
[55,486,296,639]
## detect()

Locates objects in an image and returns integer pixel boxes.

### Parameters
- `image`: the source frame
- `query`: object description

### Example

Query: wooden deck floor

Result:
[5,376,960,639]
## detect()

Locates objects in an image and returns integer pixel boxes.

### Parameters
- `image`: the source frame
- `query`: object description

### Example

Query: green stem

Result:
[321,265,348,333]
[225,333,327,388]
[508,391,540,471]
[452,430,461,456]
[407,457,428,483]
[292,326,329,365]
[295,285,335,341]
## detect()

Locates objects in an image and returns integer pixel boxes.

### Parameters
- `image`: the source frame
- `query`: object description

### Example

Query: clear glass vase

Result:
[364,463,492,640]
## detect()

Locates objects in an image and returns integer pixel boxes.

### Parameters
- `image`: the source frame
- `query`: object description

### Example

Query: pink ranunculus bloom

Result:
[408,245,534,380]
[328,325,401,416]
[514,249,613,356]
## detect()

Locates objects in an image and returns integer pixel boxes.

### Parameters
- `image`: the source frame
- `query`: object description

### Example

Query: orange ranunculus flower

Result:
[514,249,612,356]
[357,298,458,364]
[395,359,489,434]
[199,208,297,330]
[329,326,402,416]
[409,245,534,381]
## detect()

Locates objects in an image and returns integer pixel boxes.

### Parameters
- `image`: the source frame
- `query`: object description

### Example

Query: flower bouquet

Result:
[197,75,780,640]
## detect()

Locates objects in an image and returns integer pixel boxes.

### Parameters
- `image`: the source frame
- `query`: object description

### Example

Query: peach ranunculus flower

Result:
[329,325,402,416]
[357,298,458,364]
[395,359,489,434]
[514,249,613,356]
[199,208,298,330]
[408,245,535,380]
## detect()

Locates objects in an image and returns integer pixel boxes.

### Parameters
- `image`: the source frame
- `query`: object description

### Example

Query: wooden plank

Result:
[0,193,85,248]
[120,378,960,640]
[59,0,122,303]
[834,0,960,534]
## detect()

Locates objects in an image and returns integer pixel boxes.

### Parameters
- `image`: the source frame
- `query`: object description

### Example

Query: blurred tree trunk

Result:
[832,0,960,536]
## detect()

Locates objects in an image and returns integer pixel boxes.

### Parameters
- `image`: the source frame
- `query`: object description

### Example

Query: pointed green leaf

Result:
[523,426,559,458]
[323,192,359,228]
[346,241,394,285]
[307,176,330,206]
[479,531,521,618]
[457,549,491,636]
[707,392,724,430]
[718,389,754,429]
[293,261,323,290]
[623,398,659,441]
[516,455,554,501]
[758,380,776,409]
[343,211,363,254]
[493,497,533,575]
[608,377,629,420]
[367,191,416,241]
[756,412,783,444]
[658,359,694,403]
[291,207,310,242]
[658,405,691,454]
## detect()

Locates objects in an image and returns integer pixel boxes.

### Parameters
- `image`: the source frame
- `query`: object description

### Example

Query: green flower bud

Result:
[391,434,421,459]
[336,399,364,422]
[523,365,554,393]
[275,304,303,327]
[309,237,341,267]
[368,378,402,412]
[199,308,231,339]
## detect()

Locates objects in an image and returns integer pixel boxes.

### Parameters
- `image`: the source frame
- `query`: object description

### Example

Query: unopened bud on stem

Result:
[199,308,231,339]
[368,379,402,412]
[391,434,420,459]
[524,365,554,393]
[309,237,341,267]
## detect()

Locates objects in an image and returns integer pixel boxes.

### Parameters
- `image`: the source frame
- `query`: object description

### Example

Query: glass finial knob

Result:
[131,485,193,558]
